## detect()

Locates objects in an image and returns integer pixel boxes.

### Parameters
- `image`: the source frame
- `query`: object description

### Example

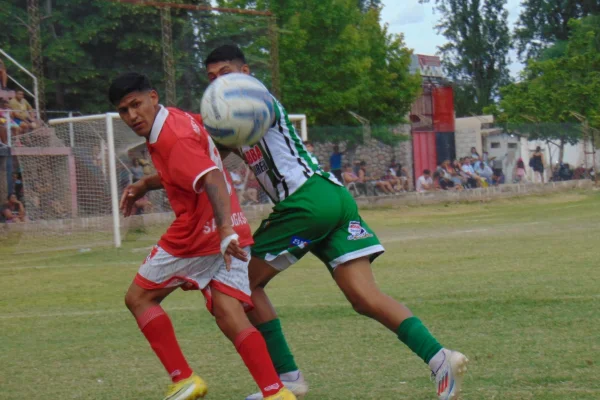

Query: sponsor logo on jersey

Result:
[290,236,311,248]
[347,220,373,240]
[184,112,201,134]
[244,145,269,176]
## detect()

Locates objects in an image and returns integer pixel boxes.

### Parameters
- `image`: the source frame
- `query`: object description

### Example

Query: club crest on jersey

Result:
[347,221,373,240]
[244,145,269,175]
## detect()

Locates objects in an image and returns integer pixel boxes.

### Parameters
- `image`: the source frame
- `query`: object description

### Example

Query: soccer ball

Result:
[201,73,275,148]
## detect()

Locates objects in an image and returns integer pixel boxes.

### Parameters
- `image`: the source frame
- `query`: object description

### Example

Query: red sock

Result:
[235,327,283,397]
[136,305,193,383]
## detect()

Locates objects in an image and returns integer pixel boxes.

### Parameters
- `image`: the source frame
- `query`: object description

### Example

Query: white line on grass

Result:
[3,294,599,320]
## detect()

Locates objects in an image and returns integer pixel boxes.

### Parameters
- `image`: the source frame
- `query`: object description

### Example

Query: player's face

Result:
[206,61,250,83]
[116,90,159,137]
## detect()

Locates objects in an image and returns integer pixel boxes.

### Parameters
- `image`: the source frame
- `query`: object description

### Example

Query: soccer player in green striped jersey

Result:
[203,45,468,400]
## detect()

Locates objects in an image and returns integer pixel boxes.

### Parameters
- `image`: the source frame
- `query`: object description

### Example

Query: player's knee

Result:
[348,292,379,318]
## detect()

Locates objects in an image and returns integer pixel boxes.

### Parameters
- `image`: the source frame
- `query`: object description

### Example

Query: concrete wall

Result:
[455,115,494,158]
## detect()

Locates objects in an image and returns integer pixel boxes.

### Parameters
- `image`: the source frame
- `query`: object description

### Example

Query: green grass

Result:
[1,191,599,399]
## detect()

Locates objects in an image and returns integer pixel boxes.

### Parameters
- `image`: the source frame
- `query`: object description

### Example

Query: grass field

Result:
[1,191,599,399]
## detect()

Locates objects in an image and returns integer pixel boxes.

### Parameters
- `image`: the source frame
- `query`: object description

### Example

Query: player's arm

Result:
[199,170,248,268]
[120,174,163,218]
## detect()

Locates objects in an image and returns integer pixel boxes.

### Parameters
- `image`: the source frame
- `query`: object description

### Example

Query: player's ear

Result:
[241,64,250,75]
[149,90,159,106]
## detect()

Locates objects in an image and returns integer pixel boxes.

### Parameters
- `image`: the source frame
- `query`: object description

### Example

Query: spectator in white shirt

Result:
[416,169,433,192]
[461,158,480,188]
[474,161,493,184]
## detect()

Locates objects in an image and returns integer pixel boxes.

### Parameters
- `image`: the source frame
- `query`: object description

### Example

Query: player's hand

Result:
[219,226,248,271]
[120,179,148,218]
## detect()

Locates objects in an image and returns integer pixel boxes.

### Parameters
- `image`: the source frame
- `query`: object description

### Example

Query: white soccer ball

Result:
[201,73,275,148]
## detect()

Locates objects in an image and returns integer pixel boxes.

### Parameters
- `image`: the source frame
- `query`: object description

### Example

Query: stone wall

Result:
[310,124,413,188]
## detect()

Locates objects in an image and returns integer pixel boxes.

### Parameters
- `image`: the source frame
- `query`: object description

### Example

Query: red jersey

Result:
[146,106,253,257]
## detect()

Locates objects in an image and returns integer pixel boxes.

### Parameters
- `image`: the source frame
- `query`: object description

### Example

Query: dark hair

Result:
[303,141,313,146]
[7,193,15,200]
[343,163,351,168]
[360,161,367,166]
[424,169,431,175]
[536,146,541,152]
[204,44,246,67]
[108,72,153,105]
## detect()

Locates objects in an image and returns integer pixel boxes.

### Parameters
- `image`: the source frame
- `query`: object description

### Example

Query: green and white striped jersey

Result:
[238,99,341,203]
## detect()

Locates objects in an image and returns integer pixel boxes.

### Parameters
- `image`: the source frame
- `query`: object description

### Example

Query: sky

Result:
[380,0,524,76]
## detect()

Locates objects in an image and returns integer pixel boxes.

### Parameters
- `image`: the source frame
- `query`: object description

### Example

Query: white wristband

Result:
[220,233,239,255]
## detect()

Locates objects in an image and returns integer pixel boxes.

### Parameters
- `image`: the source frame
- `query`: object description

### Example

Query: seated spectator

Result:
[432,171,453,190]
[470,147,480,160]
[229,168,246,198]
[0,58,7,90]
[460,158,480,188]
[342,163,362,196]
[13,172,24,200]
[474,160,494,184]
[416,169,434,192]
[514,158,527,183]
[389,162,409,191]
[130,158,144,183]
[558,163,573,181]
[0,98,21,145]
[1,193,26,223]
[572,165,587,180]
[9,90,37,131]
[358,161,394,195]
[492,169,505,186]
[381,170,402,193]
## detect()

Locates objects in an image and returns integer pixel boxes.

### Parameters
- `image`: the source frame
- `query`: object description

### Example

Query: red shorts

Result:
[135,245,253,314]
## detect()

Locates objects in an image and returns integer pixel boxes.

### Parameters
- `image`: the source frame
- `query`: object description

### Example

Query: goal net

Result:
[2,113,306,254]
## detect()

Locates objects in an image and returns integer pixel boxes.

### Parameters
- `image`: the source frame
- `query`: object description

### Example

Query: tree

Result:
[422,0,512,116]
[357,0,382,12]
[514,0,600,60]
[220,0,420,126]
[492,16,600,161]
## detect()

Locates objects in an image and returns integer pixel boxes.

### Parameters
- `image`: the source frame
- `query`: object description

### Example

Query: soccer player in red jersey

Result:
[111,73,296,400]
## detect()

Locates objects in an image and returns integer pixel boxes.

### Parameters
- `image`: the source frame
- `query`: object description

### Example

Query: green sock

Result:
[256,318,298,374]
[396,316,443,364]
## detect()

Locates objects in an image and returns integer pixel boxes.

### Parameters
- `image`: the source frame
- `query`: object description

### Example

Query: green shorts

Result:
[251,175,384,272]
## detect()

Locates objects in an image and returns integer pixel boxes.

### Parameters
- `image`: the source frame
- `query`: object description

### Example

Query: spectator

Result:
[514,158,526,183]
[329,144,343,182]
[1,193,25,223]
[358,160,394,195]
[558,163,573,181]
[470,146,480,160]
[416,169,434,192]
[443,160,463,187]
[0,98,21,144]
[130,158,144,182]
[9,90,37,131]
[138,149,154,175]
[432,170,458,190]
[13,172,24,200]
[0,58,7,89]
[529,146,545,183]
[303,140,320,166]
[381,169,402,193]
[243,170,260,204]
[474,160,493,184]
[342,163,361,196]
[460,158,480,188]
[492,169,505,186]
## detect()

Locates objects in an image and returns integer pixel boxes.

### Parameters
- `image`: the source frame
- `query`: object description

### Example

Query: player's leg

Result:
[332,257,468,398]
[129,246,207,400]
[207,250,295,400]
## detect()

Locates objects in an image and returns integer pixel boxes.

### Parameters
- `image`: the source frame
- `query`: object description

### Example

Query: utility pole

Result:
[27,0,45,120]
[160,6,176,106]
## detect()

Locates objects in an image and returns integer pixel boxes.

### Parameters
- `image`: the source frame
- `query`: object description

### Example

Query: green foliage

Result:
[421,0,512,116]
[494,16,600,154]
[514,0,600,60]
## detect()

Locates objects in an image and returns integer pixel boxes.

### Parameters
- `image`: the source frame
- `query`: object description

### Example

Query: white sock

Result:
[279,370,301,381]
[428,349,447,373]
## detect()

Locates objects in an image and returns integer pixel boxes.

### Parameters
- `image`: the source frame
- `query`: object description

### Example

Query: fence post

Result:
[105,113,122,248]
[4,111,11,147]
[68,111,75,147]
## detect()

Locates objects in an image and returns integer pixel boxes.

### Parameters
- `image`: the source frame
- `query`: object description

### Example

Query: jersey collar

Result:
[149,105,169,144]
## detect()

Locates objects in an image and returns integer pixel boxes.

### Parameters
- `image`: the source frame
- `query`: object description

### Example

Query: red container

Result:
[412,131,438,180]
[433,86,455,132]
